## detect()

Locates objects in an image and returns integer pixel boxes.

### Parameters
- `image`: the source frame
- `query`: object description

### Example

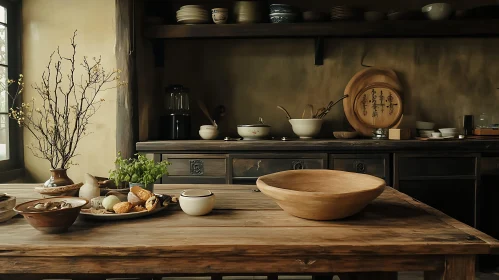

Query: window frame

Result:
[0,0,23,179]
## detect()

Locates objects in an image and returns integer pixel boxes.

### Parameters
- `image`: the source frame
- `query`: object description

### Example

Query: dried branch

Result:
[6,30,126,169]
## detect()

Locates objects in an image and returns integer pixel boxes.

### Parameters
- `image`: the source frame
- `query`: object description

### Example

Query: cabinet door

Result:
[394,153,479,227]
[162,154,228,184]
[230,153,327,183]
[329,154,390,184]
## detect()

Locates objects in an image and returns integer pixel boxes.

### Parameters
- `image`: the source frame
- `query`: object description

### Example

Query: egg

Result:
[102,195,121,211]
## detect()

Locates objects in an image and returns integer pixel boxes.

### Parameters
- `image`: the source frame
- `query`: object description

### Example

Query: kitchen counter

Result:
[137,138,499,152]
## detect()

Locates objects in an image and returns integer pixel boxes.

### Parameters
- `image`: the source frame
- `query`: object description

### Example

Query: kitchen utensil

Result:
[464,115,474,136]
[212,8,228,24]
[14,197,88,233]
[317,96,349,119]
[162,85,191,140]
[179,189,215,216]
[344,68,403,136]
[289,119,323,139]
[277,105,292,119]
[416,121,435,130]
[197,99,217,128]
[333,131,359,139]
[256,169,385,220]
[237,117,271,140]
[422,3,453,20]
[234,1,264,23]
[314,107,325,118]
[302,104,314,119]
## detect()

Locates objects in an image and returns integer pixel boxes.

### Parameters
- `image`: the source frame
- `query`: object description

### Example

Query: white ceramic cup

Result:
[212,8,228,24]
[179,189,215,216]
[431,132,442,138]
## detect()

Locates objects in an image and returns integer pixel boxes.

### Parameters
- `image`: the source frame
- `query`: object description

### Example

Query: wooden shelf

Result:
[145,20,499,39]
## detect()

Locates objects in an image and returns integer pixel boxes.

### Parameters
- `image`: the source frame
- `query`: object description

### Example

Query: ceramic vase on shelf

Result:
[129,182,154,192]
[44,169,74,188]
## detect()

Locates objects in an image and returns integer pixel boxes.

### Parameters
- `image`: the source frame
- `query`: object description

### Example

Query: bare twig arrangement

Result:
[7,30,126,169]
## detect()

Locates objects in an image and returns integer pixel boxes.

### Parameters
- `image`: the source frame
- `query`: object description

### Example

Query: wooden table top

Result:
[1,184,498,259]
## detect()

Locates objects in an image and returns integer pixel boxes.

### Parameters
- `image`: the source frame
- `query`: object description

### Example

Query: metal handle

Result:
[292,160,304,170]
[355,161,366,173]
[190,160,204,176]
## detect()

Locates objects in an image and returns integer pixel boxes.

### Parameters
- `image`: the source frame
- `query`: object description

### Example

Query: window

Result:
[0,0,21,178]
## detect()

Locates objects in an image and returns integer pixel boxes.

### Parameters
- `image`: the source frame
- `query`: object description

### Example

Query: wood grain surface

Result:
[0,184,497,277]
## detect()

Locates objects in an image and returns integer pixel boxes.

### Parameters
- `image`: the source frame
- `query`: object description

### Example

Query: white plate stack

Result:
[0,194,16,223]
[176,5,210,24]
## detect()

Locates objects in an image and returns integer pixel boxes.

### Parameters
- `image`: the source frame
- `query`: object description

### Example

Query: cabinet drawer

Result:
[162,154,227,177]
[481,157,499,175]
[396,154,477,178]
[232,157,325,178]
[329,154,388,179]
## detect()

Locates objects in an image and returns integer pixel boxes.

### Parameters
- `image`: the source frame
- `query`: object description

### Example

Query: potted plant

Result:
[109,153,170,192]
[7,30,126,187]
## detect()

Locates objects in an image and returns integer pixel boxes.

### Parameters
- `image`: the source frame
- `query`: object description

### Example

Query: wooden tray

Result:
[474,128,499,136]
[80,204,168,221]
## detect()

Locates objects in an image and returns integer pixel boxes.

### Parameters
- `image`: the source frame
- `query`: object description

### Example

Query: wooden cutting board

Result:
[474,128,499,136]
[344,68,403,136]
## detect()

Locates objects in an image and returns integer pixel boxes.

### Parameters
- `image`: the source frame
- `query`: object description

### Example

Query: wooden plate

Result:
[344,68,403,136]
[79,204,168,221]
[353,82,402,129]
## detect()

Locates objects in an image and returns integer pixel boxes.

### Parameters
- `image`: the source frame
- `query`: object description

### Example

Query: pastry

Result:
[131,205,146,212]
[145,196,158,211]
[127,191,143,206]
[112,202,133,214]
[130,186,153,202]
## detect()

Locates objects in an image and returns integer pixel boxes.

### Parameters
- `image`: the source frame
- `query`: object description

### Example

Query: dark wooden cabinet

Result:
[161,154,228,184]
[394,153,479,227]
[329,154,390,185]
[479,156,499,270]
[230,153,327,184]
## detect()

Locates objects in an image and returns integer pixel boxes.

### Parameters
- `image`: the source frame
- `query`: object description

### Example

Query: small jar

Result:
[179,189,215,216]
[199,125,218,140]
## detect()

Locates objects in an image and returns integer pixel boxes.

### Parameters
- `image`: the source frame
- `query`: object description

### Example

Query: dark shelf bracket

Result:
[314,37,324,66]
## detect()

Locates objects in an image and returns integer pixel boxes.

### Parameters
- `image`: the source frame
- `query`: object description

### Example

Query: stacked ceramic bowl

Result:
[176,5,210,24]
[416,121,435,138]
[0,194,16,223]
[269,4,299,23]
[439,128,458,138]
[234,1,264,23]
[331,6,362,20]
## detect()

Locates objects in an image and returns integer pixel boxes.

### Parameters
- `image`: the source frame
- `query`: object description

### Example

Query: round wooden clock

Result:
[353,83,402,129]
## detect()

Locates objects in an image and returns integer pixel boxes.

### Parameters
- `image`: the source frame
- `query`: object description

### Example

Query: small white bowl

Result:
[416,121,435,130]
[439,128,457,133]
[199,128,218,140]
[289,119,324,139]
[179,189,215,216]
[200,125,218,130]
[431,132,442,138]
[237,124,271,140]
[422,3,453,20]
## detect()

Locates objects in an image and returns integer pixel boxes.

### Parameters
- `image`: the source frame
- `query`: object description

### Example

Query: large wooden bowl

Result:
[256,170,386,220]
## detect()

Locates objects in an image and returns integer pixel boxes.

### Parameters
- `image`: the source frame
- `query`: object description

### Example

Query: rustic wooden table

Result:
[0,184,498,280]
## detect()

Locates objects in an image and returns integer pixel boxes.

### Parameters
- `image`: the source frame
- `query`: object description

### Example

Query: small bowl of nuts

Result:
[14,197,88,233]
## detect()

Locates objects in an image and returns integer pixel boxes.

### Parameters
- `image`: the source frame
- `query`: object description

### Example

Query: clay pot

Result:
[44,169,74,188]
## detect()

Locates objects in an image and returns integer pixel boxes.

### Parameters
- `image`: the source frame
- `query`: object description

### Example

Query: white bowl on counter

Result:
[237,124,271,140]
[289,119,324,139]
[199,125,218,140]
[179,189,215,216]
